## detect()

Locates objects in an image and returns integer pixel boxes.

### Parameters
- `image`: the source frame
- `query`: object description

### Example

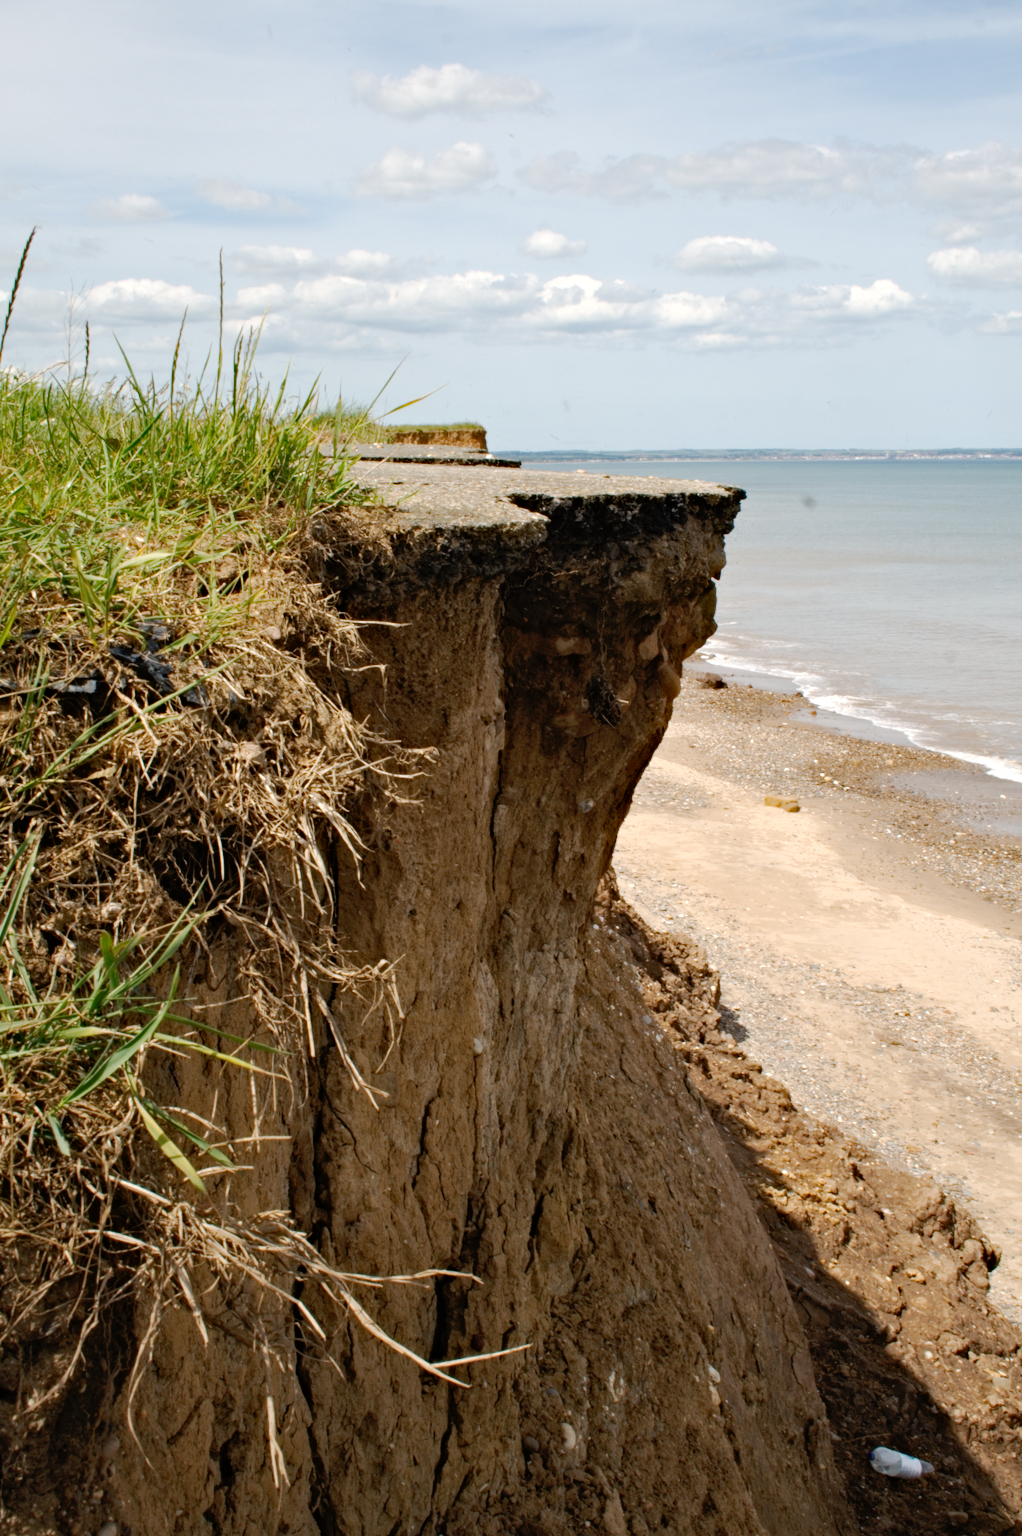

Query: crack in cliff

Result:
[320,1088,377,1174]
[411,1096,438,1191]
[421,1191,490,1531]
[426,1403,457,1530]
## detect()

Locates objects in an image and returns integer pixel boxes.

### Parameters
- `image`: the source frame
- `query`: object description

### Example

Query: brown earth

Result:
[389,427,488,451]
[3,467,1019,1536]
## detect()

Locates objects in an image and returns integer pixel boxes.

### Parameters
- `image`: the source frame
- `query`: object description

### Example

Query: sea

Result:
[512,456,1022,785]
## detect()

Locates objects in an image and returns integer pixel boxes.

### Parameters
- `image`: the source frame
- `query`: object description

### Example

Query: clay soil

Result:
[598,879,1022,1536]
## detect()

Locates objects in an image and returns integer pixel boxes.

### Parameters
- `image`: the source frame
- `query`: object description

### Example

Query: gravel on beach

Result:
[641,672,1022,912]
[606,686,1022,1526]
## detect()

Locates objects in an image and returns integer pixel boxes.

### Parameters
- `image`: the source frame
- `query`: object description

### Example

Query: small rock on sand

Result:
[764,794,800,812]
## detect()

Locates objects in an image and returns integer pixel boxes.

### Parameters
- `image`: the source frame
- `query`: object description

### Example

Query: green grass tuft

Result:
[1,326,363,649]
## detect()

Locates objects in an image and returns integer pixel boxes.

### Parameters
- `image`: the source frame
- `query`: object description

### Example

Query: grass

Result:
[0,304,382,1172]
[0,314,385,1386]
[0,238,522,1457]
[2,335,357,638]
[390,420,484,432]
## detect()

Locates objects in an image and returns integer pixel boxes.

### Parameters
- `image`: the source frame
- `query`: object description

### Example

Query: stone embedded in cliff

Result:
[657,659,682,699]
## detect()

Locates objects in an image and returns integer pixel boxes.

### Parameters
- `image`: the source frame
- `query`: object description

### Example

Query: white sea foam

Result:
[701,643,1022,784]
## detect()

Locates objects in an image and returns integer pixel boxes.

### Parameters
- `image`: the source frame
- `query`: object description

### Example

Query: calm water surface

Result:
[528,459,1022,782]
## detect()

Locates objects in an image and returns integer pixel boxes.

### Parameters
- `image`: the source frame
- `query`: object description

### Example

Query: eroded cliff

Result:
[11,468,855,1536]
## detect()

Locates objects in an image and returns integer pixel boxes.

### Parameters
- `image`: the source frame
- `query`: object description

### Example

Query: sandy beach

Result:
[615,666,1022,1323]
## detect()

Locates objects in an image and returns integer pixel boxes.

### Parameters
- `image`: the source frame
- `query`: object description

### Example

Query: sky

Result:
[3,0,1022,449]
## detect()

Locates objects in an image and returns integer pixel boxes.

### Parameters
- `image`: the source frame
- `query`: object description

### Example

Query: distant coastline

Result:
[500,448,1022,463]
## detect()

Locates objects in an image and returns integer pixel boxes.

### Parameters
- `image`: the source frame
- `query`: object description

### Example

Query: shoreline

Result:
[509,455,1022,789]
[616,669,1022,1321]
[688,653,1022,852]
[694,651,1022,788]
[500,449,1022,463]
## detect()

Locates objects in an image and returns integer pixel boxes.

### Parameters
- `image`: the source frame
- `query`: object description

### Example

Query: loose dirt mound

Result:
[596,875,1022,1535]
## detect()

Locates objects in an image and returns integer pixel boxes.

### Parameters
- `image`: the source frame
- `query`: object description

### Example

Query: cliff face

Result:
[88,469,851,1536]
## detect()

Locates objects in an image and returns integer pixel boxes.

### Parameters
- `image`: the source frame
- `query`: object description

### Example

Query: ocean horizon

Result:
[503,447,1022,463]
[515,455,1022,785]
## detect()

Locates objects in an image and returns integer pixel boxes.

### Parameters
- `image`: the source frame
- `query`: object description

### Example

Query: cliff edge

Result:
[3,467,855,1536]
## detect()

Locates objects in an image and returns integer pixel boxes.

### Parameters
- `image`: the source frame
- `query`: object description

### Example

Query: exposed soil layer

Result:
[594,878,1022,1534]
[6,467,1020,1536]
[391,428,488,451]
[2,471,855,1536]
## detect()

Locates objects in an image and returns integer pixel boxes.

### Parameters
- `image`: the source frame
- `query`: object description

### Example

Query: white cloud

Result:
[929,221,984,246]
[674,236,785,272]
[927,246,1022,287]
[663,140,905,201]
[519,138,1022,221]
[533,274,727,333]
[354,142,496,198]
[912,144,1022,221]
[6,259,918,364]
[518,151,665,201]
[351,63,548,118]
[979,310,1022,334]
[93,193,170,223]
[232,263,915,349]
[804,279,912,317]
[87,278,215,319]
[286,270,535,330]
[236,282,287,309]
[520,229,587,259]
[234,246,403,281]
[518,141,905,203]
[337,249,402,276]
[198,179,273,212]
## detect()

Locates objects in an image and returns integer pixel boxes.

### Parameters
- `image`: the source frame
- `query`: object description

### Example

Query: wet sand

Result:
[615,667,1022,1322]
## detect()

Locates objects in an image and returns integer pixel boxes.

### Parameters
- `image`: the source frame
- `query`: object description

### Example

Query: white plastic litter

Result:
[869,1446,934,1479]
